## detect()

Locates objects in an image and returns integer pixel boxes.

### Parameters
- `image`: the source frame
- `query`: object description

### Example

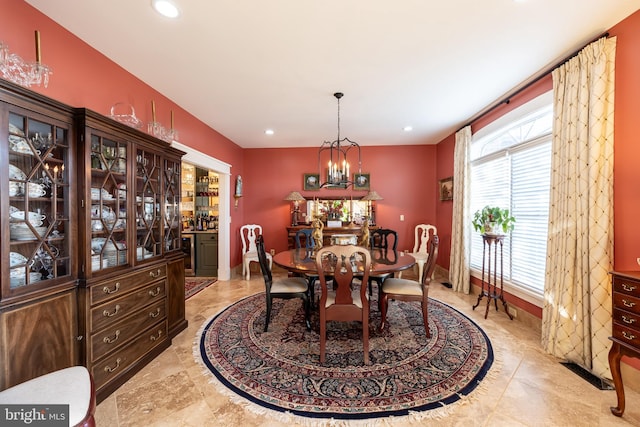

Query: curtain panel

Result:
[541,36,616,380]
[449,126,472,294]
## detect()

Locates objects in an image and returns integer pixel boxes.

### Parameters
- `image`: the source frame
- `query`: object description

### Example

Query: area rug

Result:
[195,292,494,423]
[185,277,216,300]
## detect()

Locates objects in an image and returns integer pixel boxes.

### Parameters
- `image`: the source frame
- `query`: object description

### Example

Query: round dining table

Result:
[273,247,416,276]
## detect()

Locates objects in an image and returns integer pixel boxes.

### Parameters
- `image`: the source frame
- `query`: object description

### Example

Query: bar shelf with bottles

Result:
[179,164,219,232]
[192,169,219,231]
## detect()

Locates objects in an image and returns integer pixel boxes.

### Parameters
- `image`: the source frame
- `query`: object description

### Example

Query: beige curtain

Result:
[541,37,616,379]
[449,126,471,293]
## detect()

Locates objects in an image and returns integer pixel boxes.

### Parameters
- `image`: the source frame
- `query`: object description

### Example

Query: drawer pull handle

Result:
[622,300,636,308]
[104,358,122,373]
[149,269,162,278]
[103,330,121,344]
[148,287,161,297]
[103,283,120,294]
[622,283,637,292]
[149,308,161,318]
[103,305,121,317]
[622,316,637,324]
[622,331,636,341]
[150,330,163,341]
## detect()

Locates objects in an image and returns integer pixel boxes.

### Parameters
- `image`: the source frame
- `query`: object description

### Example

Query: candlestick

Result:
[35,30,41,64]
[151,100,156,122]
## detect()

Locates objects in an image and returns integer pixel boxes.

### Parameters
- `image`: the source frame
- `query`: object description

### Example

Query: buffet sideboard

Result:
[286,225,378,249]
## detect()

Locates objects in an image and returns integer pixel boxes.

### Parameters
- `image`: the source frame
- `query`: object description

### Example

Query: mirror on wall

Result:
[301,197,369,226]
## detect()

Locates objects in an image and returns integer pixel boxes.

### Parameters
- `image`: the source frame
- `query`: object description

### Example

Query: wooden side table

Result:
[608,271,640,417]
[472,234,513,320]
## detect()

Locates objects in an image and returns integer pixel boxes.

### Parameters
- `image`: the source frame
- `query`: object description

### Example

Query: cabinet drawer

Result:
[90,300,166,362]
[90,264,166,306]
[92,320,168,391]
[613,308,640,332]
[613,275,640,298]
[90,281,166,332]
[613,292,640,317]
[613,322,640,349]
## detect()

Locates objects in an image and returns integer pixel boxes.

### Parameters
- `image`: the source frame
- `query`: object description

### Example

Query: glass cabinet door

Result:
[7,112,71,293]
[89,134,128,272]
[135,148,161,261]
[163,157,181,252]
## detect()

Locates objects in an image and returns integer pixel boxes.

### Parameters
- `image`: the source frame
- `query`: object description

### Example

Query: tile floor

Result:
[95,269,640,426]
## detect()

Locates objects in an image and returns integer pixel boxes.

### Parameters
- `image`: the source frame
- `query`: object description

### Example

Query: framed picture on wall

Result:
[303,173,320,191]
[353,173,370,191]
[439,176,453,201]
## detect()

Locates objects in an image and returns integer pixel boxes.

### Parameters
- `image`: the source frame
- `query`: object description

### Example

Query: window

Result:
[469,93,553,303]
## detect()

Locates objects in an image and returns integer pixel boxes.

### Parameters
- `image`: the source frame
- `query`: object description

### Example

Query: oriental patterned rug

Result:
[195,293,494,423]
[185,277,216,300]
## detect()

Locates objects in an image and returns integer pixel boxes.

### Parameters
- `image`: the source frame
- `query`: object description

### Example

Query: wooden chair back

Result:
[412,224,437,254]
[294,228,315,249]
[315,244,372,364]
[240,224,262,255]
[370,228,398,251]
[420,234,440,285]
[255,234,272,288]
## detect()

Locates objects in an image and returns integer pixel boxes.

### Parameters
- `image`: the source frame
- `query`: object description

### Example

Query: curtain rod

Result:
[460,31,610,130]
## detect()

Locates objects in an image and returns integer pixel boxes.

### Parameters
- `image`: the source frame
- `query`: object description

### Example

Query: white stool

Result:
[0,366,96,427]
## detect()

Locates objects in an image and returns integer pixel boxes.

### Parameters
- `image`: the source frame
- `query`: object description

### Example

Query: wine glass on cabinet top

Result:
[89,135,128,272]
[7,111,71,291]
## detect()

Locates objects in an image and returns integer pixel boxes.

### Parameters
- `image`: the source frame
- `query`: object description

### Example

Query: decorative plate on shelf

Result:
[9,252,29,267]
[9,123,25,136]
[9,164,27,181]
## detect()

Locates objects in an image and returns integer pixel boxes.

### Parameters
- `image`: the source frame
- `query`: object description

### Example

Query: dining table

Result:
[272,247,416,276]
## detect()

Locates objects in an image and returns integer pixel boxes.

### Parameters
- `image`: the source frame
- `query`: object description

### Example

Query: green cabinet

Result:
[195,233,218,276]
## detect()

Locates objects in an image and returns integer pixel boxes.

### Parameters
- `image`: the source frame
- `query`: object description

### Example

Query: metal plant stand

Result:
[472,234,513,320]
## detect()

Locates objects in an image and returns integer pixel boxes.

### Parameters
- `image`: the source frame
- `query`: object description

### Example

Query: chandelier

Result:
[317,92,362,188]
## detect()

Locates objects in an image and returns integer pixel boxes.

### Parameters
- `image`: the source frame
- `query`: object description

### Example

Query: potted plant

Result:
[472,205,515,235]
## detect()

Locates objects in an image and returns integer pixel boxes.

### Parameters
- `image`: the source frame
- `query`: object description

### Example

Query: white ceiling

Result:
[26,0,638,149]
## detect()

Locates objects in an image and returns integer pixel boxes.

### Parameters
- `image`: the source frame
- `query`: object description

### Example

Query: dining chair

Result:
[256,234,311,332]
[379,235,439,337]
[315,244,372,364]
[400,223,437,280]
[295,228,315,249]
[0,366,96,427]
[241,224,271,280]
[368,228,398,297]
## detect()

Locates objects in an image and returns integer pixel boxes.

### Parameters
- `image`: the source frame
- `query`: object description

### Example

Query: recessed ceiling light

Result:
[265,129,275,135]
[403,126,413,132]
[152,0,180,18]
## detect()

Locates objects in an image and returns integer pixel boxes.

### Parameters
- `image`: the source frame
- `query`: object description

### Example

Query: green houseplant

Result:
[472,205,515,235]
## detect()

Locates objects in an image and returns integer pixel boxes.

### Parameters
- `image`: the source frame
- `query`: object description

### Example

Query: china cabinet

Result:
[0,79,187,401]
[76,109,187,401]
[0,80,78,390]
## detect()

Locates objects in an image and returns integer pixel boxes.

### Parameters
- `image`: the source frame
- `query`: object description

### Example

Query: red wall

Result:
[610,10,640,272]
[243,145,438,254]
